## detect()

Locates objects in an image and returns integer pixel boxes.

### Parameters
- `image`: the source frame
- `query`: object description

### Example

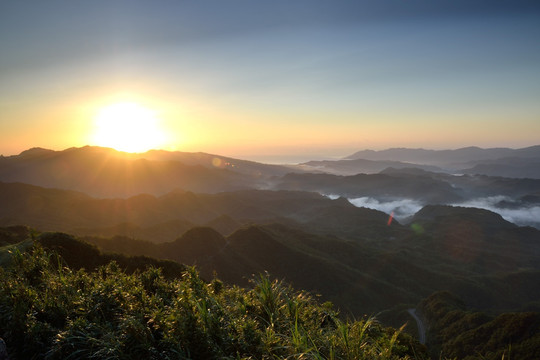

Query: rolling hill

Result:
[0,181,402,242]
[81,203,540,317]
[0,146,296,197]
[345,145,540,166]
[1,145,540,358]
[321,145,540,178]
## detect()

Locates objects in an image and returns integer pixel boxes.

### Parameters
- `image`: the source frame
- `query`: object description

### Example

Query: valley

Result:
[1,145,539,359]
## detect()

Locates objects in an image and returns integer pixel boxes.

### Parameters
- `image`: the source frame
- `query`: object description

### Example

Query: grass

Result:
[0,239,33,266]
[0,245,426,359]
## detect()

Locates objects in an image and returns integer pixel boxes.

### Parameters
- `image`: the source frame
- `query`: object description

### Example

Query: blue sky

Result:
[1,1,540,160]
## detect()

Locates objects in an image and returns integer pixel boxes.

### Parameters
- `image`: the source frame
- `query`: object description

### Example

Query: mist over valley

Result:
[3,1,540,357]
[1,144,540,359]
[339,195,540,229]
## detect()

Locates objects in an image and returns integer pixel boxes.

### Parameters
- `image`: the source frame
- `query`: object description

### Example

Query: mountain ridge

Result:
[0,146,298,198]
[345,145,540,163]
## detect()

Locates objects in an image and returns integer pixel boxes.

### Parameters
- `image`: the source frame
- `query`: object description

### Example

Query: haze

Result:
[2,3,540,356]
[2,1,540,161]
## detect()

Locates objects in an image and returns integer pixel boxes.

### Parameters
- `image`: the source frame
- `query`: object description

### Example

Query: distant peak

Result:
[172,227,227,251]
[18,147,55,158]
[412,204,516,229]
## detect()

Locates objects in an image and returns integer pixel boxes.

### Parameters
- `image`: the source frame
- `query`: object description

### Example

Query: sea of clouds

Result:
[328,195,540,228]
[451,196,540,228]
[347,197,423,221]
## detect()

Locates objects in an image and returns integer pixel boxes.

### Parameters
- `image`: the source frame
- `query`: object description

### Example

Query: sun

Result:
[91,102,167,153]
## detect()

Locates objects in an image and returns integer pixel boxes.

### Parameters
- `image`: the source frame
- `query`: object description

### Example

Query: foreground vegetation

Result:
[0,239,425,359]
[419,291,540,360]
[2,228,538,359]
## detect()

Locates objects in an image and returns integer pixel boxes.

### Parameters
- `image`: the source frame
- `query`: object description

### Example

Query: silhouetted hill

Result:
[409,205,539,272]
[341,146,540,178]
[143,149,297,177]
[0,146,297,197]
[36,231,186,278]
[1,182,404,242]
[411,204,517,231]
[379,167,436,176]
[81,204,540,317]
[2,177,539,322]
[377,168,540,198]
[345,145,540,165]
[299,158,443,175]
[161,227,227,265]
[16,147,56,159]
[2,146,539,358]
[460,157,540,179]
[276,172,463,203]
[273,170,540,229]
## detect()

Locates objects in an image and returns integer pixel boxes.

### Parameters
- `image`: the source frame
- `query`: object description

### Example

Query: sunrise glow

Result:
[91,102,167,153]
[1,2,539,160]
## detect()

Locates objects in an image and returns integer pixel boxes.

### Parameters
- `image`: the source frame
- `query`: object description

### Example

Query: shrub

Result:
[0,246,424,359]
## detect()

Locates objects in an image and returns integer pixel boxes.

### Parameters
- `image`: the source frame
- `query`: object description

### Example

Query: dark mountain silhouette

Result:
[2,145,540,358]
[298,158,443,175]
[0,146,298,197]
[411,204,517,230]
[37,231,185,278]
[142,149,297,177]
[460,156,540,179]
[85,224,418,315]
[0,182,402,242]
[277,168,540,211]
[276,172,463,203]
[341,145,540,178]
[160,226,227,265]
[345,145,540,164]
[79,202,540,317]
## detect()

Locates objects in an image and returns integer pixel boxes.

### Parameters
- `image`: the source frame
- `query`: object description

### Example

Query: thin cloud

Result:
[338,194,540,229]
[348,197,424,220]
[452,196,540,227]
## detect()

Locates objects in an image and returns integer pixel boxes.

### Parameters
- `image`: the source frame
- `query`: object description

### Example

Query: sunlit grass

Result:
[0,245,424,359]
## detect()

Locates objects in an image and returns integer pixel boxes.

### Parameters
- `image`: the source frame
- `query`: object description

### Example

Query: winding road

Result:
[407,308,426,345]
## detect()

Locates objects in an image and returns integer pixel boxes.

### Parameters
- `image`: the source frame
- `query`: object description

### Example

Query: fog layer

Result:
[343,195,540,228]
[348,197,424,221]
[452,196,540,228]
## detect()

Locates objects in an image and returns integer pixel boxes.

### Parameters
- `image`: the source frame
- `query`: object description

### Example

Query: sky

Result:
[1,0,540,162]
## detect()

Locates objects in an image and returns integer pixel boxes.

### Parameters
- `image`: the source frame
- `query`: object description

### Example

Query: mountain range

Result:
[1,145,540,358]
[345,145,540,165]
[2,146,540,228]
[296,145,540,178]
[0,146,293,198]
[1,179,539,316]
[0,181,399,241]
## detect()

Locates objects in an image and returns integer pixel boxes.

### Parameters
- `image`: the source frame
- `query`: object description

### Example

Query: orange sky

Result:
[2,1,540,162]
